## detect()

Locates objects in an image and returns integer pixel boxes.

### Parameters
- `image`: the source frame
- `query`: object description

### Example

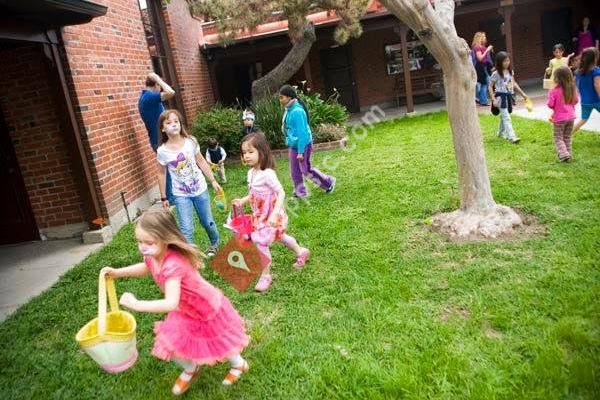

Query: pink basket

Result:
[230,205,253,239]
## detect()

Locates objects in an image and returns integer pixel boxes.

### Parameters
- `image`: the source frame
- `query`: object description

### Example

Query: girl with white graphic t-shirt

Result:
[156,109,222,257]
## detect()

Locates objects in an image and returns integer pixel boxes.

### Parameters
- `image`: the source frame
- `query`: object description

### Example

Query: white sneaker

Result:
[206,245,218,258]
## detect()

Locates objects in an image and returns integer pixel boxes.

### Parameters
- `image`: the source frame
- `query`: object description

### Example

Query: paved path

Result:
[512,96,600,132]
[350,83,600,133]
[0,239,103,322]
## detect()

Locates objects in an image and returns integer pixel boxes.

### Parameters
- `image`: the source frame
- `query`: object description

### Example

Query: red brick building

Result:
[0,0,213,244]
[0,0,596,245]
[205,0,598,112]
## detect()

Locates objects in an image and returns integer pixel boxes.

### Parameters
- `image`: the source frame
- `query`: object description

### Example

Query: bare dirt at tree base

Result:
[429,207,547,243]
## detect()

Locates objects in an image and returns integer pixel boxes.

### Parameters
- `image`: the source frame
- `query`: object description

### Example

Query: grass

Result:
[0,112,599,399]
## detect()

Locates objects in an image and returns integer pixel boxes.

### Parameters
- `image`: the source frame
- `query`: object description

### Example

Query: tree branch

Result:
[433,0,455,27]
[379,0,465,70]
[251,23,316,100]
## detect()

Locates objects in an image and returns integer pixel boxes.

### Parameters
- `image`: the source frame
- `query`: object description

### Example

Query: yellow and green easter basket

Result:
[76,272,137,373]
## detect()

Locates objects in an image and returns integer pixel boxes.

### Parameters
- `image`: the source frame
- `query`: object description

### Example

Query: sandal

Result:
[293,248,310,270]
[254,274,272,292]
[172,366,200,396]
[222,360,249,385]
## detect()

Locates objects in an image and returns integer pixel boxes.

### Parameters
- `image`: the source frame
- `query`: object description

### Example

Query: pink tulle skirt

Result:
[151,298,249,365]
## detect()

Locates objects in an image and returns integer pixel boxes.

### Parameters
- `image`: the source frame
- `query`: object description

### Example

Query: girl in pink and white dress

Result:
[232,133,310,293]
[101,210,249,396]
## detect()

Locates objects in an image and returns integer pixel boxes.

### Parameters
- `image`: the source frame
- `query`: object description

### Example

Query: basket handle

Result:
[215,187,226,200]
[232,204,244,218]
[97,271,120,336]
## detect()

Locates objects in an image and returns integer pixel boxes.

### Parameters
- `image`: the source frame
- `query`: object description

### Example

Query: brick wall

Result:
[0,44,87,230]
[163,0,215,121]
[62,0,158,220]
[305,24,443,110]
[349,28,400,108]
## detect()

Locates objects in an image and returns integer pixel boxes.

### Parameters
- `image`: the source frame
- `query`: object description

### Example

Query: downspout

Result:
[47,29,103,221]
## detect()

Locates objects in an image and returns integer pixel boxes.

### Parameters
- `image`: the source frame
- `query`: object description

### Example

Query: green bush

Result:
[190,91,349,155]
[252,95,286,149]
[252,90,349,149]
[299,91,349,128]
[313,123,348,143]
[190,104,242,156]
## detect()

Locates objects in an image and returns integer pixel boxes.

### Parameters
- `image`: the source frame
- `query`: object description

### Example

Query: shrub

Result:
[251,95,286,149]
[299,91,349,128]
[190,91,350,156]
[251,90,349,149]
[190,104,242,156]
[313,123,348,144]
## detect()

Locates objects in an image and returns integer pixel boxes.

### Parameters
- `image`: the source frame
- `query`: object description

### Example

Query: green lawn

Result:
[1,113,599,399]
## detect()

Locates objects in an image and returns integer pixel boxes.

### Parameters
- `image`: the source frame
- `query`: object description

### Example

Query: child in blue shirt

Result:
[573,47,600,133]
[278,85,336,198]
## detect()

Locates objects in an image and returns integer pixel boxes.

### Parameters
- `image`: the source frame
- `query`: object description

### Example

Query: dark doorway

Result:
[214,62,255,107]
[320,45,359,113]
[542,8,573,56]
[0,108,39,244]
[479,17,506,53]
[234,64,253,107]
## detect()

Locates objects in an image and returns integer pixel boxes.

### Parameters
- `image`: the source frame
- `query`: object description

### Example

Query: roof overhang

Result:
[200,0,550,51]
[0,0,107,27]
[0,0,107,43]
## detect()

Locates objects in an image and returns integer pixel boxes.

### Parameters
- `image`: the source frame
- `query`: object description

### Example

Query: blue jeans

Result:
[173,191,219,246]
[166,173,174,203]
[498,108,517,140]
[477,75,489,105]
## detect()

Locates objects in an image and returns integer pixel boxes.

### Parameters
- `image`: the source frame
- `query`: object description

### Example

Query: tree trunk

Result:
[251,23,316,101]
[436,54,522,239]
[380,0,522,239]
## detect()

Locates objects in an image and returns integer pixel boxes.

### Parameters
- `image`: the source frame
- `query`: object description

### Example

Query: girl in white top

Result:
[232,133,310,292]
[156,109,222,257]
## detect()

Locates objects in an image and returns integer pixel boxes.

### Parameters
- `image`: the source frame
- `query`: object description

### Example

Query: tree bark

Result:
[379,0,522,239]
[251,23,316,101]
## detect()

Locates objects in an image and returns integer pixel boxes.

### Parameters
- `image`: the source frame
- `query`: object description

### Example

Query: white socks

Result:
[174,358,197,373]
[228,354,245,368]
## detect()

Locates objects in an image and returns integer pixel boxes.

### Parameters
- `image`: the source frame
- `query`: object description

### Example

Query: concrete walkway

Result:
[350,82,600,133]
[0,239,103,322]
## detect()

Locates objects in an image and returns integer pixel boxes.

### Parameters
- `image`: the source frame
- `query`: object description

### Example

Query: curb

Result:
[271,137,348,158]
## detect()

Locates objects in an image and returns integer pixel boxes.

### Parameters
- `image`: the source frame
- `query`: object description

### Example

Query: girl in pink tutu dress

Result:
[101,210,249,396]
[232,132,310,293]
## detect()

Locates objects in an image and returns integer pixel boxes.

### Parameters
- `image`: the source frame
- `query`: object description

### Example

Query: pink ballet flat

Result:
[293,248,310,270]
[254,274,272,292]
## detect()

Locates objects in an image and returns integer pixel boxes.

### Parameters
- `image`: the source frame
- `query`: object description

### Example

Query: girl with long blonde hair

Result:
[102,210,250,395]
[471,31,494,105]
